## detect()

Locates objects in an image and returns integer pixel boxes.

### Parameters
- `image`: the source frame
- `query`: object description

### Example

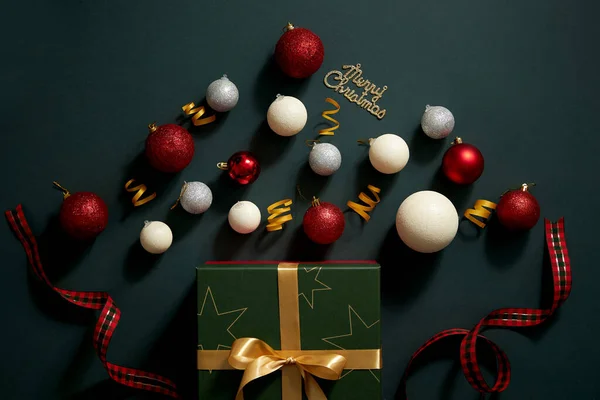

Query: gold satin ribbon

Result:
[182,102,216,126]
[266,199,293,231]
[347,185,381,222]
[464,199,497,228]
[319,98,340,136]
[124,179,156,207]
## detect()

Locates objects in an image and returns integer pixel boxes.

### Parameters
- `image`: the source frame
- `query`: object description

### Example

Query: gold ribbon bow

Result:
[228,337,346,400]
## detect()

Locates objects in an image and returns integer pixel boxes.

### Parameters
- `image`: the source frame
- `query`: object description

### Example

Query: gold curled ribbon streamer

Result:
[318,98,340,136]
[347,185,381,222]
[266,199,293,232]
[124,179,157,207]
[464,199,497,228]
[181,102,216,126]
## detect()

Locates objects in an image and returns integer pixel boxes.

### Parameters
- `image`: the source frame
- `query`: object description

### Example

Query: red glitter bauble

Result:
[225,151,261,185]
[303,200,345,244]
[496,184,540,231]
[145,123,194,173]
[59,192,109,240]
[442,138,484,184]
[275,23,324,79]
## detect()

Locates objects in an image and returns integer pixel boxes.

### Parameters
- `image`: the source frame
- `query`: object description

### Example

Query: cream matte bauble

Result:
[267,95,307,137]
[395,190,458,253]
[140,221,173,254]
[228,201,261,234]
[368,134,410,174]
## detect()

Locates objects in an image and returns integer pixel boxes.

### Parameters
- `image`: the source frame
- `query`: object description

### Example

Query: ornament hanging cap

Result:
[283,22,295,32]
[452,137,463,144]
[148,122,158,133]
[217,162,228,170]
[53,181,71,199]
[502,182,536,196]
[311,196,321,207]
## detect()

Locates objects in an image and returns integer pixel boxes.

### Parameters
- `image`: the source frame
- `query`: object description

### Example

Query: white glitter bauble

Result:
[309,143,342,176]
[206,75,239,112]
[395,191,458,253]
[140,221,173,254]
[267,95,307,137]
[179,181,212,214]
[421,105,455,139]
[228,201,261,234]
[368,134,410,174]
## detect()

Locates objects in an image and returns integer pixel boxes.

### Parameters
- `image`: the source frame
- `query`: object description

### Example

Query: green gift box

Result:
[197,261,382,400]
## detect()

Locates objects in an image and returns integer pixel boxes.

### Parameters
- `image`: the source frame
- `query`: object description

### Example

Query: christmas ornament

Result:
[275,22,324,79]
[53,181,108,241]
[421,105,455,139]
[318,97,340,136]
[395,190,458,253]
[172,181,212,214]
[303,197,345,244]
[496,183,540,231]
[308,142,342,176]
[266,199,293,231]
[206,74,239,112]
[401,219,571,398]
[124,179,156,207]
[140,220,173,254]
[347,185,381,222]
[442,137,484,184]
[145,123,194,173]
[182,102,216,126]
[364,134,410,174]
[217,151,261,185]
[228,201,261,234]
[267,94,307,137]
[464,199,497,228]
[5,206,179,398]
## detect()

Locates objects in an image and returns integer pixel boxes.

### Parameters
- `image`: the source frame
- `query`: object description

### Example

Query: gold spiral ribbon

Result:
[182,102,216,126]
[318,98,340,136]
[266,199,293,232]
[347,185,381,222]
[464,199,497,228]
[124,179,156,207]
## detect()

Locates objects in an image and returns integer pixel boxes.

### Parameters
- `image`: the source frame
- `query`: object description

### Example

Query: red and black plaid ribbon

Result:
[6,204,179,398]
[401,218,571,398]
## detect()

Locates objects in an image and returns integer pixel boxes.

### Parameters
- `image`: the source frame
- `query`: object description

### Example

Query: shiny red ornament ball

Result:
[442,138,484,184]
[224,151,261,185]
[59,192,109,240]
[145,123,194,173]
[275,23,324,79]
[496,184,540,231]
[303,200,345,244]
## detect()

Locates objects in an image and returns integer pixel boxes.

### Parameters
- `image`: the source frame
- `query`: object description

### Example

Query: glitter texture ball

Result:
[309,143,342,176]
[421,105,455,139]
[496,187,540,231]
[368,134,410,174]
[145,124,194,173]
[228,201,261,234]
[275,25,324,79]
[395,191,459,253]
[179,181,212,214]
[303,201,345,244]
[267,95,307,137]
[206,75,239,112]
[59,192,108,241]
[140,221,173,254]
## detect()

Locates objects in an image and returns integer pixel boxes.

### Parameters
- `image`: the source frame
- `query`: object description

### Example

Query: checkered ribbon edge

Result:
[5,204,179,398]
[400,218,571,398]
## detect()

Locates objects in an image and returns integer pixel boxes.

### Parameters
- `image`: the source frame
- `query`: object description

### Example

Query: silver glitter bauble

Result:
[421,105,455,139]
[309,143,342,176]
[206,75,239,112]
[179,181,213,214]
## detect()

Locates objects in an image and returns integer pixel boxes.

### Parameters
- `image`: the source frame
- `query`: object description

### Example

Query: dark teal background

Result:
[0,0,598,399]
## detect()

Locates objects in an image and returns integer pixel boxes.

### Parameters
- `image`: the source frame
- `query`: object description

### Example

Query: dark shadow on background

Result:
[212,220,252,260]
[429,167,473,211]
[123,241,162,282]
[252,54,309,113]
[483,217,530,268]
[354,156,400,194]
[409,124,447,165]
[66,379,138,400]
[206,172,250,214]
[254,227,285,253]
[457,218,484,242]
[378,226,441,305]
[295,162,330,199]
[165,205,204,241]
[58,325,100,397]
[285,225,331,261]
[249,120,295,166]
